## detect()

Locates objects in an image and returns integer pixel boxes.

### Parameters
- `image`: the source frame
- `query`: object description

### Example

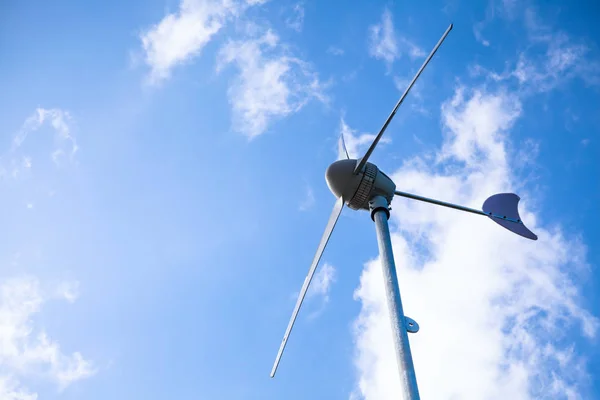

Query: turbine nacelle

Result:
[325,159,396,211]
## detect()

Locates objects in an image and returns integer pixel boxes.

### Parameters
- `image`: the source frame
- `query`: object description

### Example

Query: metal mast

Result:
[370,195,420,399]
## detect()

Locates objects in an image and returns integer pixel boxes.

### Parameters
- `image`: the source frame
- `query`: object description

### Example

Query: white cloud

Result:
[289,263,337,320]
[472,1,496,47]
[368,9,398,67]
[350,86,598,399]
[474,23,490,47]
[0,377,36,400]
[514,34,597,93]
[470,8,599,94]
[306,263,337,319]
[327,46,344,56]
[4,108,78,181]
[55,281,80,303]
[299,184,315,211]
[307,263,336,301]
[0,110,92,397]
[2,108,78,213]
[286,2,305,32]
[217,29,327,138]
[368,9,425,70]
[0,276,95,396]
[139,0,267,84]
[338,117,390,160]
[439,87,520,166]
[11,108,78,164]
[399,37,426,60]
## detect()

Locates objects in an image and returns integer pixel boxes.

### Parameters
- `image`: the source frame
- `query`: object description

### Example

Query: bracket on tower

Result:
[405,317,419,333]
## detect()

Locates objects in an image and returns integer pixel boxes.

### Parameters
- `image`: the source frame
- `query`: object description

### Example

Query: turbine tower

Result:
[270,23,537,399]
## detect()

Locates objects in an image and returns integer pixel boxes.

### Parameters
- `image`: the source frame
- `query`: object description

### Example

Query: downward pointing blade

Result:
[270,196,345,378]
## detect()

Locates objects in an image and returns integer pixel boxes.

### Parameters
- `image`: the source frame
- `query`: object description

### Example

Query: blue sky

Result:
[1,0,599,399]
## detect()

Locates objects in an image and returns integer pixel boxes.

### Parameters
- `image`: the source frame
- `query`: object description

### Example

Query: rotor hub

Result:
[325,159,396,210]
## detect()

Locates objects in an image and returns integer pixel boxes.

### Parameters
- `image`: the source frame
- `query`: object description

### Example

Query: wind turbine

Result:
[270,23,537,399]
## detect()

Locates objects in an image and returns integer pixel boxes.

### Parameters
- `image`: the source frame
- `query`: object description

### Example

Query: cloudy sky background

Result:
[1,0,599,399]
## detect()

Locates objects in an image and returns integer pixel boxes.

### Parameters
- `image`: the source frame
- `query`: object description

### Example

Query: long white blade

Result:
[354,23,453,174]
[270,196,344,378]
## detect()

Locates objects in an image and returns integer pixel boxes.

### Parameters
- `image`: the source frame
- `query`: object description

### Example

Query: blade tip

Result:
[270,364,279,378]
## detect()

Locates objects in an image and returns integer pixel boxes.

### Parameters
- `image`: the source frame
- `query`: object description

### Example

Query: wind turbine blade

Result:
[339,129,350,160]
[354,23,453,174]
[270,196,344,378]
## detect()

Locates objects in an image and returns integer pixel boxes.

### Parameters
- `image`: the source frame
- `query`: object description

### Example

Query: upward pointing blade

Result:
[270,196,344,378]
[339,130,350,160]
[354,23,453,174]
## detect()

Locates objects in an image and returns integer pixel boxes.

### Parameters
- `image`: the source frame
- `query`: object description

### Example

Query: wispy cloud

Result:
[368,9,425,71]
[368,9,398,68]
[473,1,496,47]
[0,110,91,398]
[473,22,490,47]
[512,18,598,93]
[22,157,32,169]
[306,263,337,319]
[327,46,344,56]
[285,2,305,32]
[299,184,315,211]
[0,276,95,397]
[55,281,80,303]
[12,108,78,159]
[0,376,36,400]
[350,85,598,399]
[289,263,337,320]
[139,0,267,84]
[470,7,600,94]
[307,263,336,302]
[399,37,426,60]
[217,29,327,138]
[4,108,78,180]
